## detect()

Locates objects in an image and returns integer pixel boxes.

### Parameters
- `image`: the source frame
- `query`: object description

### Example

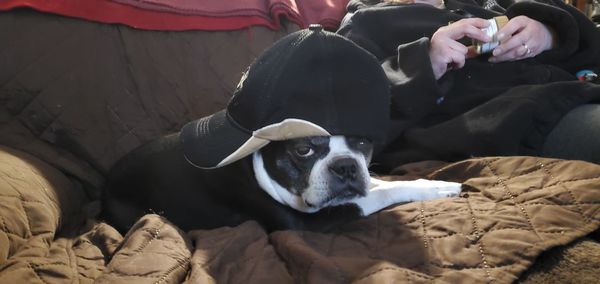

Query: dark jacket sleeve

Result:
[383,38,444,121]
[337,4,456,61]
[337,4,457,123]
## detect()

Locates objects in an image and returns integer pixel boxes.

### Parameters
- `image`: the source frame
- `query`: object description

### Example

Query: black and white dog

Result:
[103,26,463,233]
[103,134,462,233]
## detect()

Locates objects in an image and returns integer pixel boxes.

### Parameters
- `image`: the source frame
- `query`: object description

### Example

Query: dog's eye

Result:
[295,146,314,157]
[351,138,371,148]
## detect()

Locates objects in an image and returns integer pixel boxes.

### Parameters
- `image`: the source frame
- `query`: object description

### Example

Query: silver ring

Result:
[523,43,532,55]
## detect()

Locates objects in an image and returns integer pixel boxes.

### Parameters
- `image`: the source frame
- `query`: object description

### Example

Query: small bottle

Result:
[473,16,509,55]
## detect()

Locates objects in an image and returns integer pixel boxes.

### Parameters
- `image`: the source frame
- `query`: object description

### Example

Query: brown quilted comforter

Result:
[1,147,599,283]
[1,9,600,284]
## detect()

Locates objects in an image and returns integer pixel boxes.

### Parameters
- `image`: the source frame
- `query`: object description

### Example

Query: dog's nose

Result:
[329,158,358,181]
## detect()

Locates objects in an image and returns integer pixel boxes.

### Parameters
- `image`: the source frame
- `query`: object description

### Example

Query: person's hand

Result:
[488,16,554,63]
[429,18,491,79]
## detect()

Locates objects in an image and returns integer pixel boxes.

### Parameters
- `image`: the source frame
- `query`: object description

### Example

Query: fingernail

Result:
[489,57,497,63]
[496,33,506,41]
[493,48,502,56]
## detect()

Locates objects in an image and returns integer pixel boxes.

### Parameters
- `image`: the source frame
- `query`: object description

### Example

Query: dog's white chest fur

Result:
[253,137,462,215]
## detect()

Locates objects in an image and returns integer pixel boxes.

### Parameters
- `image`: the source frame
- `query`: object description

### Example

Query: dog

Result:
[102,133,462,233]
[103,26,463,233]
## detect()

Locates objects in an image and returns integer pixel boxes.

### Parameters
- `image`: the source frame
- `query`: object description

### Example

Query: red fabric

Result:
[0,0,349,31]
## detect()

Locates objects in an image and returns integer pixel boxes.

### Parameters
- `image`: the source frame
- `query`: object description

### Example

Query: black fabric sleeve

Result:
[384,37,444,121]
[336,4,458,122]
[337,4,457,60]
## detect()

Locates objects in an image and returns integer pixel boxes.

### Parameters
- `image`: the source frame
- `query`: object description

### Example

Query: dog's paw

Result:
[412,179,462,199]
[435,188,461,198]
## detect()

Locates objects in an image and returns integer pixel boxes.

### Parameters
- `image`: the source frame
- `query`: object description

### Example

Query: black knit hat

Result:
[181,24,390,169]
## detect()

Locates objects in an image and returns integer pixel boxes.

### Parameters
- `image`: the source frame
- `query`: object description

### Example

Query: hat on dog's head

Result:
[181,24,390,169]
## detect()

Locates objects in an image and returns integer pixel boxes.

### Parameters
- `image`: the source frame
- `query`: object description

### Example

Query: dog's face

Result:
[253,135,373,213]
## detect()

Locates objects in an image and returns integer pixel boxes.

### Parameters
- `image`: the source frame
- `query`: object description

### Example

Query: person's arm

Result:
[383,37,443,121]
[337,4,471,120]
[337,4,458,61]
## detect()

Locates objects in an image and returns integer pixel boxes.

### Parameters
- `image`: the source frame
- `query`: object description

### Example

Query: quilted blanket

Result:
[1,145,599,283]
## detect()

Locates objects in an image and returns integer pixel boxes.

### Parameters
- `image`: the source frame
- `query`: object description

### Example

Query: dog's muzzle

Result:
[329,157,358,180]
[328,157,367,198]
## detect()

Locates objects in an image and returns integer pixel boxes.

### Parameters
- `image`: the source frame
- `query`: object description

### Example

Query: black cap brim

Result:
[180,109,257,169]
[181,109,333,169]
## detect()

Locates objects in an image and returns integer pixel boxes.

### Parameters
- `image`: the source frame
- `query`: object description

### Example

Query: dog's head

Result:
[253,135,373,213]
